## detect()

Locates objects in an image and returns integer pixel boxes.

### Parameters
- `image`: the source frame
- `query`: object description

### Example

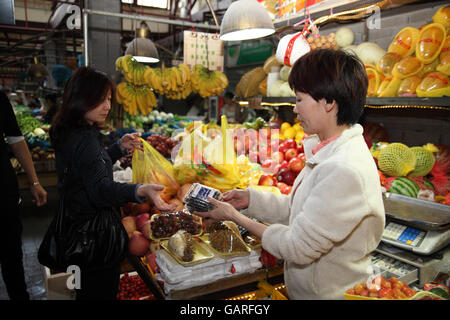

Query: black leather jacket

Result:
[55,126,141,216]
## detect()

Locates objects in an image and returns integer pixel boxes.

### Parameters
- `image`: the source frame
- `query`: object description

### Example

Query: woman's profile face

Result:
[84,89,111,125]
[293,91,326,135]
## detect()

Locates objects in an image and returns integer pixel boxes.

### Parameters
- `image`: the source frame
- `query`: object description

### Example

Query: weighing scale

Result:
[370,193,450,286]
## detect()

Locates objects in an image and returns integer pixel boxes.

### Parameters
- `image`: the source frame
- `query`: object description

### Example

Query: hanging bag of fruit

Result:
[132,138,180,197]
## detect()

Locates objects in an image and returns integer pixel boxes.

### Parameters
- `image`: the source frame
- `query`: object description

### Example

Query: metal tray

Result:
[199,234,251,258]
[382,193,450,231]
[160,239,214,267]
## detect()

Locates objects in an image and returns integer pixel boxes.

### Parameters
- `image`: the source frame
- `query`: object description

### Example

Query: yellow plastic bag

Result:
[132,138,180,196]
[173,115,240,192]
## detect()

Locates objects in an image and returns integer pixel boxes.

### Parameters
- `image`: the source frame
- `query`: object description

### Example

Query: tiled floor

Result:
[0,193,55,300]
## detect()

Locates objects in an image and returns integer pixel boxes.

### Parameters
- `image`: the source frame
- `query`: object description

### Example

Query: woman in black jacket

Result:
[49,66,176,300]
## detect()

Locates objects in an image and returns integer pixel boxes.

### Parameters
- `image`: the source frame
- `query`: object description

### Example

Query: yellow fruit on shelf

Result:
[236,67,266,98]
[366,65,384,97]
[284,127,296,140]
[377,52,402,77]
[280,122,291,133]
[392,57,423,79]
[416,23,446,64]
[292,123,303,133]
[416,71,450,97]
[378,143,417,177]
[295,131,305,142]
[388,27,420,58]
[377,77,402,97]
[439,35,450,61]
[408,146,436,177]
[437,54,450,75]
[397,75,422,96]
[432,5,450,31]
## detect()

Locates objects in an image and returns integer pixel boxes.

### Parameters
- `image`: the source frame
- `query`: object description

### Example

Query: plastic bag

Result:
[173,115,240,192]
[132,138,180,195]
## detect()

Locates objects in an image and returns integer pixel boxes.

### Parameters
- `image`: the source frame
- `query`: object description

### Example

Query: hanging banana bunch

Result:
[191,64,229,98]
[144,63,194,100]
[116,81,156,116]
[115,55,157,116]
[116,55,149,86]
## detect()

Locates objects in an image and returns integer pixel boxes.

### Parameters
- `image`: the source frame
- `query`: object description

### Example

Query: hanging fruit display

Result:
[144,64,193,100]
[115,55,157,115]
[190,64,229,98]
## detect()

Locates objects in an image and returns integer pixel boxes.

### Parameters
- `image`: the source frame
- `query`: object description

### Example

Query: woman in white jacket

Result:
[195,49,385,299]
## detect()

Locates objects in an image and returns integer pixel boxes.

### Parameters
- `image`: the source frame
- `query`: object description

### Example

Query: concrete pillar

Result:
[85,0,122,77]
[44,35,66,89]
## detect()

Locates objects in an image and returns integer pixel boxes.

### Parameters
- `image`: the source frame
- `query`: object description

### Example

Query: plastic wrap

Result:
[392,56,423,79]
[377,52,402,77]
[202,221,251,256]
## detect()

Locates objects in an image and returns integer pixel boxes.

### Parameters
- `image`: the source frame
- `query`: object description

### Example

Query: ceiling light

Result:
[219,0,275,41]
[125,21,160,63]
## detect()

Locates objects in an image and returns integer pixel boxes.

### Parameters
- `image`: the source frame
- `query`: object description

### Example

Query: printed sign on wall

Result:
[184,31,224,72]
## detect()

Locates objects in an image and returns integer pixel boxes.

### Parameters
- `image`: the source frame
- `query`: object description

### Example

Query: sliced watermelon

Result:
[388,177,420,198]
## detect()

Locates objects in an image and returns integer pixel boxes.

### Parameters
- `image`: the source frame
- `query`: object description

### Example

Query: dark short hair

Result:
[288,49,367,125]
[50,66,115,148]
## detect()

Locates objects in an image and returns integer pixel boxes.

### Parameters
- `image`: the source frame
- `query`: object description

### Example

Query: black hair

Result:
[50,66,115,149]
[288,49,367,125]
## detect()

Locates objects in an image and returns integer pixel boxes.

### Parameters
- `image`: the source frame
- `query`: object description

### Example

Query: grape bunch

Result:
[116,273,155,300]
[151,211,202,238]
[147,134,177,158]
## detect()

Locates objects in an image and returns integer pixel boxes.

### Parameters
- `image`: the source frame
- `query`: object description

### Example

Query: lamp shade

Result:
[125,37,160,63]
[220,0,275,41]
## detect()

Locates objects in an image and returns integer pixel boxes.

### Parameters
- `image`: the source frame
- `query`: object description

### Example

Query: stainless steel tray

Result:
[382,193,450,231]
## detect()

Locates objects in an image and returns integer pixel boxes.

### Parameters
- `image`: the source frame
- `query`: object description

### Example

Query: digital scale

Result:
[370,193,450,286]
[381,192,450,255]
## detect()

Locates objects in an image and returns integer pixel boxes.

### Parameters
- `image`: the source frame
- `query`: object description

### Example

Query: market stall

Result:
[2,0,449,302]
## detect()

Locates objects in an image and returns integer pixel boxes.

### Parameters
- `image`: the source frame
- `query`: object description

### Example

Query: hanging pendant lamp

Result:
[219,0,275,41]
[125,21,160,63]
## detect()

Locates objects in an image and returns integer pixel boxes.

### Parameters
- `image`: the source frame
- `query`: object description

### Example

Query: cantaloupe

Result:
[378,143,416,177]
[408,145,436,177]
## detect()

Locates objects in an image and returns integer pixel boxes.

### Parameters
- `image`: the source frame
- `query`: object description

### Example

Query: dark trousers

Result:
[0,199,30,300]
[75,264,121,300]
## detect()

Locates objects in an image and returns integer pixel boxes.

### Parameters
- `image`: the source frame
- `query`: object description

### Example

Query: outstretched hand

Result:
[193,197,240,227]
[138,184,177,212]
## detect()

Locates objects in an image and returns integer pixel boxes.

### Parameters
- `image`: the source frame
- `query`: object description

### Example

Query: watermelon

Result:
[410,177,434,191]
[388,177,420,198]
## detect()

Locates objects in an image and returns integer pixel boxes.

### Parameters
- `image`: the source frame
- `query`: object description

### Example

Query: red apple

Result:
[261,159,276,173]
[279,142,289,154]
[276,182,288,191]
[135,213,150,230]
[288,155,306,173]
[284,148,299,162]
[277,168,296,186]
[271,151,284,163]
[284,139,297,149]
[281,186,292,195]
[297,141,304,153]
[258,174,276,186]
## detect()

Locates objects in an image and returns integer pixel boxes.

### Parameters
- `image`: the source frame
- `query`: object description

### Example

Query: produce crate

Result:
[43,267,75,300]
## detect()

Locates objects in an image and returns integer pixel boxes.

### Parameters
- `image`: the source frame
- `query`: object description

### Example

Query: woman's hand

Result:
[194,197,240,226]
[137,184,177,212]
[120,132,142,153]
[222,189,250,210]
[31,184,47,207]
